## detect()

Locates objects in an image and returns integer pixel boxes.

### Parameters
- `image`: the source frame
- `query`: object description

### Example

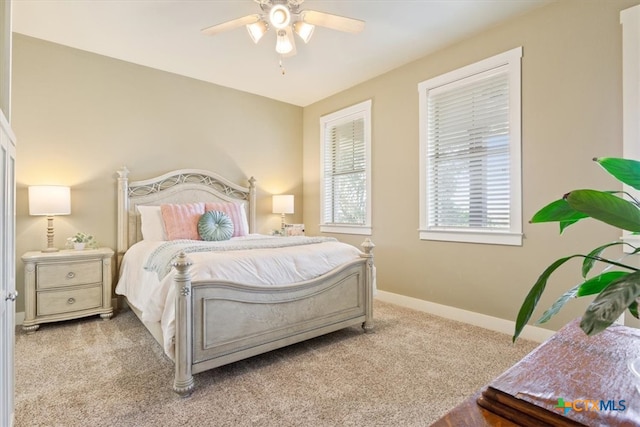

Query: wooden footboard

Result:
[171,239,375,396]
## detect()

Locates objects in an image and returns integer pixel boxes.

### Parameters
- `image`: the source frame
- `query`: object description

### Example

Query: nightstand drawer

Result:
[37,260,102,289]
[36,284,103,316]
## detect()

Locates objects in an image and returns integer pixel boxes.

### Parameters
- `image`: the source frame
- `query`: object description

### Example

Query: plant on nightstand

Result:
[66,232,96,250]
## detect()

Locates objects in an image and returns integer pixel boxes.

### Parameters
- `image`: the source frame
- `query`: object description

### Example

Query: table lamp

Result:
[28,185,71,252]
[272,194,294,234]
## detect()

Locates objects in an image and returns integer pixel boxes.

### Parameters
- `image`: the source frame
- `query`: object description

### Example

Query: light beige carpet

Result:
[14,300,538,426]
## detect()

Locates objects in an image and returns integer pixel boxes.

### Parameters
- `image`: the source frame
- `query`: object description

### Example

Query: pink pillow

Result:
[204,202,249,237]
[161,203,205,240]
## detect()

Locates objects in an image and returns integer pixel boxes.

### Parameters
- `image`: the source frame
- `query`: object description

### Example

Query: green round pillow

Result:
[198,210,234,241]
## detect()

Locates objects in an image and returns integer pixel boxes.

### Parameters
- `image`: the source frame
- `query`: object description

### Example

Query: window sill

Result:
[419,229,522,246]
[321,225,372,236]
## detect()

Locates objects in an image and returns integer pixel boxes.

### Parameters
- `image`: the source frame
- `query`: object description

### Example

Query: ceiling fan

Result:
[201,0,365,58]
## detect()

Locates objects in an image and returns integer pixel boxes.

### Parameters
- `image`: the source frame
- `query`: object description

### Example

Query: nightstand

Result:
[21,247,114,333]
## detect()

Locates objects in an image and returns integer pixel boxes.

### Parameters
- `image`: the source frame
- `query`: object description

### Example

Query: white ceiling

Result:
[12,0,550,107]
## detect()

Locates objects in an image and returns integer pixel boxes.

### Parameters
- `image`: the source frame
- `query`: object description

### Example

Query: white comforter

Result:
[115,234,363,358]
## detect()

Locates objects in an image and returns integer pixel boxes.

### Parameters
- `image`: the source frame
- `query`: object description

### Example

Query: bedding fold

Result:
[144,236,337,280]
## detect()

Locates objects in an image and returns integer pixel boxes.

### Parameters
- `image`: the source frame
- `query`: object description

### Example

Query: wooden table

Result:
[431,319,640,426]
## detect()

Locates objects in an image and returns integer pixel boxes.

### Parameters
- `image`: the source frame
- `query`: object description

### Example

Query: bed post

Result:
[172,252,195,397]
[248,176,256,234]
[360,238,375,333]
[116,167,130,270]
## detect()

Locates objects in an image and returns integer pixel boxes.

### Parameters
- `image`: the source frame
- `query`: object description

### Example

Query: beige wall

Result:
[12,34,303,313]
[13,0,640,334]
[0,0,11,118]
[303,0,640,333]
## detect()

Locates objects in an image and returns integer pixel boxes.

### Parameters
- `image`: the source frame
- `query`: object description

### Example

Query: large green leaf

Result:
[576,271,630,296]
[596,157,640,191]
[514,255,579,342]
[565,190,640,232]
[530,199,588,233]
[580,271,640,335]
[536,284,579,325]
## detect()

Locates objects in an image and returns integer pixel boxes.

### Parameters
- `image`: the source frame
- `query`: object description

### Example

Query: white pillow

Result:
[137,205,167,241]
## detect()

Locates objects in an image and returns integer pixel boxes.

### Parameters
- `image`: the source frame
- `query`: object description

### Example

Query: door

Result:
[0,111,16,426]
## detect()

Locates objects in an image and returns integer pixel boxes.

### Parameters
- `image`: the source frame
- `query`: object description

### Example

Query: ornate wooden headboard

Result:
[116,167,256,263]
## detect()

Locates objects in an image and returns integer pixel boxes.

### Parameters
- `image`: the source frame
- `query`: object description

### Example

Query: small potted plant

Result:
[67,232,96,250]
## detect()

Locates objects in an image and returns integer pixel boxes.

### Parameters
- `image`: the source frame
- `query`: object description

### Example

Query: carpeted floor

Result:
[14,300,538,427]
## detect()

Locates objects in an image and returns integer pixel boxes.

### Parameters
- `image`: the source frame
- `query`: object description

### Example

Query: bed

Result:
[114,167,375,396]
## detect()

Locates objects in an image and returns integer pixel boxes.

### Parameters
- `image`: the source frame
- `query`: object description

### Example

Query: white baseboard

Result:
[375,290,554,343]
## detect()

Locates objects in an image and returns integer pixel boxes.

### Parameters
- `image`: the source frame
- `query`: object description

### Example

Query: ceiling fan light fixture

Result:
[269,4,290,30]
[247,20,268,43]
[293,21,314,43]
[202,0,365,63]
[276,29,293,54]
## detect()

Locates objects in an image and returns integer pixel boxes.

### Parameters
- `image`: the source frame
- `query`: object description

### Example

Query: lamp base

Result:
[43,215,59,253]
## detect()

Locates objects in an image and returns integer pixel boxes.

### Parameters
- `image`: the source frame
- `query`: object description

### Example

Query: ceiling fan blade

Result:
[301,10,365,33]
[201,14,260,36]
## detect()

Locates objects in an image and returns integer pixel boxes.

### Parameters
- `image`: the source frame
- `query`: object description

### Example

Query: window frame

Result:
[418,47,523,246]
[320,99,372,235]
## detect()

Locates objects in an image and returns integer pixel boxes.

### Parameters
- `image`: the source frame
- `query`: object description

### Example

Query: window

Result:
[418,47,522,245]
[320,100,372,235]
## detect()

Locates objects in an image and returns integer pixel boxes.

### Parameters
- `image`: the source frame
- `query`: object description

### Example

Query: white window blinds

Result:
[320,100,372,235]
[418,47,522,246]
[427,67,510,230]
[323,116,366,224]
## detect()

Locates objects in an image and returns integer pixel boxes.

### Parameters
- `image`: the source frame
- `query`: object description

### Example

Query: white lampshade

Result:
[293,21,314,43]
[28,186,71,216]
[247,20,268,43]
[276,29,294,55]
[272,195,294,214]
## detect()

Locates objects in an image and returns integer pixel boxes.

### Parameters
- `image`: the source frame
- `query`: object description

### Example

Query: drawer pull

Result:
[67,297,76,305]
[66,272,76,279]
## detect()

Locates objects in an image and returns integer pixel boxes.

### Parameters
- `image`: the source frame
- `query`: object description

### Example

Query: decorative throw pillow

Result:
[161,202,205,240]
[137,205,167,241]
[198,211,234,241]
[204,202,250,237]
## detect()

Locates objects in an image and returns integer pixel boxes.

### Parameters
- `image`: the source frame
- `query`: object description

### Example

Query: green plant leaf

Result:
[576,271,630,296]
[536,271,631,325]
[565,190,640,232]
[536,284,580,324]
[530,199,588,233]
[596,157,640,191]
[581,242,628,277]
[513,255,579,342]
[580,271,640,335]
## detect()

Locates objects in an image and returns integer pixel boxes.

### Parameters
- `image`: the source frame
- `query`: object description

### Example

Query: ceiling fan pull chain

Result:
[279,57,286,75]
